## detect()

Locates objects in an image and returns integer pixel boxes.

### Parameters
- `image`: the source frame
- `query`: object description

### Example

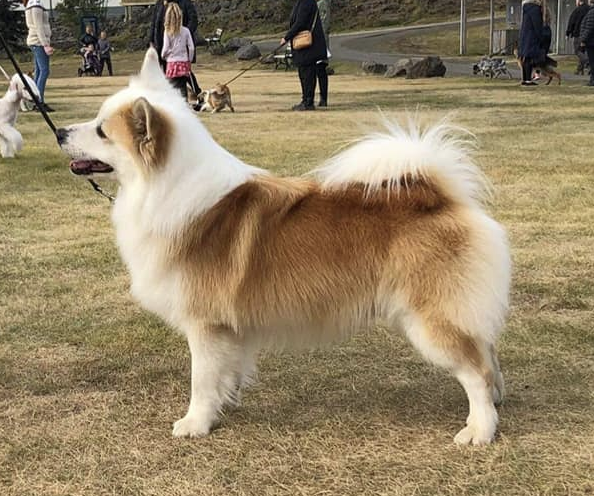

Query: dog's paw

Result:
[454,425,494,446]
[172,415,215,438]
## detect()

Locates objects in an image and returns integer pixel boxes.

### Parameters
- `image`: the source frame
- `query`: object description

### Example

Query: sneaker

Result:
[318,100,327,107]
[291,103,315,111]
[521,81,537,86]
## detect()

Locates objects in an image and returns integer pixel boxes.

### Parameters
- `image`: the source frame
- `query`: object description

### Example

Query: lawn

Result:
[1,50,593,496]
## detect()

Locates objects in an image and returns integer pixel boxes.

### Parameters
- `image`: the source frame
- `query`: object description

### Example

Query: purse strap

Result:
[310,9,318,32]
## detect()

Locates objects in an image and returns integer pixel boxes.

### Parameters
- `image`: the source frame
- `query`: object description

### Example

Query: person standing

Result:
[315,0,330,107]
[23,0,54,112]
[281,0,327,111]
[566,0,590,75]
[579,0,594,85]
[80,24,98,51]
[98,31,114,76]
[161,2,195,99]
[150,0,198,71]
[518,0,544,86]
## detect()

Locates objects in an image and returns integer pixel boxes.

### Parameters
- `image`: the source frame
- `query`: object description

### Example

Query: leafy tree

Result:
[0,0,27,53]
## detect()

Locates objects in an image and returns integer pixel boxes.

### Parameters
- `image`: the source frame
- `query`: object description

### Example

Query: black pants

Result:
[171,76,188,99]
[316,62,328,103]
[99,57,113,76]
[587,47,594,83]
[521,58,533,82]
[298,64,317,107]
[574,38,589,73]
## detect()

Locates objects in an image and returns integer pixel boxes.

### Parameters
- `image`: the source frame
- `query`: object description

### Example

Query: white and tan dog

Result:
[0,73,40,158]
[58,49,510,445]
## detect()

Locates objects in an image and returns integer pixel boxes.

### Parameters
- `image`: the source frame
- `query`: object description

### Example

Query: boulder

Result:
[361,60,387,75]
[384,60,409,78]
[225,37,252,52]
[236,44,261,60]
[405,56,447,79]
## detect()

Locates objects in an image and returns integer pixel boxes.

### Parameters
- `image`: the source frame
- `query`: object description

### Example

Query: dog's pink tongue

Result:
[69,160,113,175]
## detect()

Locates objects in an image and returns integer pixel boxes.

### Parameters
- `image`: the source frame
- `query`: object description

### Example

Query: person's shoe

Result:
[318,100,327,107]
[521,81,537,86]
[291,102,315,111]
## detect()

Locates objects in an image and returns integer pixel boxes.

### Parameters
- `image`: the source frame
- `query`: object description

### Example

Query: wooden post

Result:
[460,0,467,55]
[489,0,495,54]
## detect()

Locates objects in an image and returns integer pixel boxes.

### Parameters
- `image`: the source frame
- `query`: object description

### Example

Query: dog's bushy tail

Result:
[313,117,491,208]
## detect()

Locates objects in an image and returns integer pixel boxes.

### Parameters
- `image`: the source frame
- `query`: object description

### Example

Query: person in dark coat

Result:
[518,0,545,86]
[566,0,590,74]
[150,0,198,70]
[579,0,594,85]
[281,0,328,110]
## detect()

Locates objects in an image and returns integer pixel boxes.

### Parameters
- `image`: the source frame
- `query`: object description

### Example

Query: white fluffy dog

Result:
[58,49,511,445]
[0,73,40,158]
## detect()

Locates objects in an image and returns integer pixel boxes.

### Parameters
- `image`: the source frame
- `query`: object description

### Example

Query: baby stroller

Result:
[77,47,101,77]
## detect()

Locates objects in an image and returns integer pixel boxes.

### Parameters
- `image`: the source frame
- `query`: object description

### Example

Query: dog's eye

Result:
[96,125,107,139]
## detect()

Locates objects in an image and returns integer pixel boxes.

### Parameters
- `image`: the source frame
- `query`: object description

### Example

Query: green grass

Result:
[0,52,593,496]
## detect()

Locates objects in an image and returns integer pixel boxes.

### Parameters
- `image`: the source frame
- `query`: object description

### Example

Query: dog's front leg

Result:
[172,325,243,437]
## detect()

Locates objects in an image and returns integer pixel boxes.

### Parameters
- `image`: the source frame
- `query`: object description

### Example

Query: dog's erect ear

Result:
[139,47,168,89]
[130,97,170,170]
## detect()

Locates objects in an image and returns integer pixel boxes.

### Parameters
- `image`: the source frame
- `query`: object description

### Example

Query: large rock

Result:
[384,59,409,78]
[236,44,261,60]
[405,56,447,79]
[225,37,252,52]
[362,60,387,75]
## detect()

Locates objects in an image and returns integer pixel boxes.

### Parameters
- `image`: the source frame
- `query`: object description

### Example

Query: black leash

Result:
[223,42,287,86]
[0,31,114,203]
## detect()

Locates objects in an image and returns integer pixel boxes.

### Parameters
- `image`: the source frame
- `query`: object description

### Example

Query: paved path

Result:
[256,17,507,78]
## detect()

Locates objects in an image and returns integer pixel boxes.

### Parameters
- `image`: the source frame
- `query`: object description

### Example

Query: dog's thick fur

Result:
[58,49,511,445]
[197,83,234,113]
[0,73,40,158]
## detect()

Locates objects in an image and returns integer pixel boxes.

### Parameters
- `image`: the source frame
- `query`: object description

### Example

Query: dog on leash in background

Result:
[58,48,511,446]
[196,83,235,113]
[0,72,41,158]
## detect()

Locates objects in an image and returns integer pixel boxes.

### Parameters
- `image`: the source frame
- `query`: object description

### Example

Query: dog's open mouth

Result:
[69,159,114,175]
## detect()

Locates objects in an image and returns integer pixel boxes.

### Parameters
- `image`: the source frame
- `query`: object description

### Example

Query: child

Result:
[161,2,195,99]
[98,31,113,76]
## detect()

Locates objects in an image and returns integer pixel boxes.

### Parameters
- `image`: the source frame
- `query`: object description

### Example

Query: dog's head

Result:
[57,48,198,183]
[9,73,40,103]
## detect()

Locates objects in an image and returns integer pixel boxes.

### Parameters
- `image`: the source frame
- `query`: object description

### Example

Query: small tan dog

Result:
[196,83,235,113]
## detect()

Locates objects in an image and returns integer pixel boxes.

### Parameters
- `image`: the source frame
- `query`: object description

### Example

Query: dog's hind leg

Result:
[402,312,499,445]
[173,325,244,437]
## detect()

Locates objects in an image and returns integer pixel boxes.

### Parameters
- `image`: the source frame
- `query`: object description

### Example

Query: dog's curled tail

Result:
[313,117,491,208]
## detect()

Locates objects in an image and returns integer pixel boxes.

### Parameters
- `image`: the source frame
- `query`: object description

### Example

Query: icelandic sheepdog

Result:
[58,49,511,445]
[0,73,40,158]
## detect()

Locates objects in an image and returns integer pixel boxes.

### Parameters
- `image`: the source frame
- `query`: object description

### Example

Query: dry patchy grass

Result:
[1,54,593,496]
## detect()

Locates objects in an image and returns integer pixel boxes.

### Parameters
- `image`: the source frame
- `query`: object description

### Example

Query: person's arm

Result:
[161,33,171,59]
[184,0,198,41]
[284,1,315,41]
[186,29,195,63]
[566,10,577,37]
[580,11,594,44]
[529,7,544,46]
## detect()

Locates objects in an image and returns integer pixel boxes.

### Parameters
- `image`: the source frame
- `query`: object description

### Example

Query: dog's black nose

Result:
[56,128,69,145]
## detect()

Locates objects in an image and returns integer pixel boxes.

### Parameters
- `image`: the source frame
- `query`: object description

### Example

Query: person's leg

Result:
[316,62,328,106]
[98,58,105,76]
[297,65,307,105]
[106,57,113,76]
[521,58,533,83]
[587,47,594,84]
[302,64,316,107]
[172,76,188,99]
[574,38,584,74]
[34,46,50,101]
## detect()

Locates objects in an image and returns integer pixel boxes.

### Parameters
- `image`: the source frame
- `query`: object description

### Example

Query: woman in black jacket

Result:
[281,0,327,110]
[518,0,545,85]
[579,2,594,85]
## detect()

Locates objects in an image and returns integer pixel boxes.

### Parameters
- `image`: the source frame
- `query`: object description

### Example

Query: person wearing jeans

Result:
[24,0,54,112]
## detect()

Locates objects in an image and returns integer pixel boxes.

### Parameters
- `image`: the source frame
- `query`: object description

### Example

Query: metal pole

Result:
[460,0,467,55]
[556,0,562,54]
[489,0,495,54]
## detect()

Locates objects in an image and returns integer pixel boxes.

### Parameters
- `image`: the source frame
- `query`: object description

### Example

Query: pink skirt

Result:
[166,61,191,78]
